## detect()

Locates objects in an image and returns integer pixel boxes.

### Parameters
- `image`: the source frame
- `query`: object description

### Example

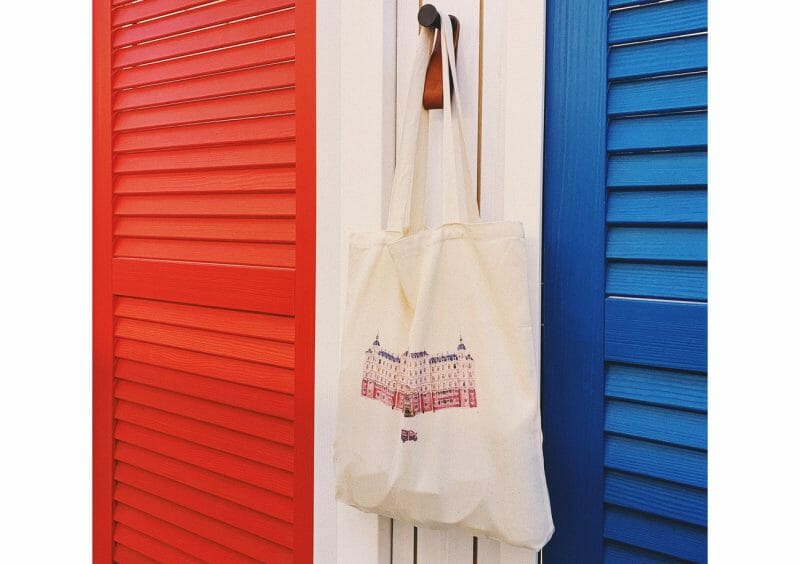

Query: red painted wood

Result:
[115,339,295,394]
[112,0,211,27]
[114,442,294,523]
[97,2,313,560]
[114,463,294,547]
[115,422,294,494]
[114,504,257,563]
[114,115,296,153]
[114,484,293,561]
[114,168,296,195]
[113,62,295,111]
[114,10,295,68]
[114,524,201,564]
[294,2,316,562]
[114,192,296,217]
[114,297,295,341]
[112,259,294,314]
[115,400,294,470]
[113,143,296,174]
[115,359,295,420]
[115,89,295,131]
[113,0,294,47]
[113,543,159,564]
[114,380,295,437]
[92,1,113,562]
[114,217,296,243]
[114,36,295,89]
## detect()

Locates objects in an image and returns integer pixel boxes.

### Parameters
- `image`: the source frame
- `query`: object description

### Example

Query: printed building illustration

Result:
[360,336,477,417]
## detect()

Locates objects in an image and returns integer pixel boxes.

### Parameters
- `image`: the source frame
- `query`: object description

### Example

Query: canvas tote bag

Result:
[334,19,554,550]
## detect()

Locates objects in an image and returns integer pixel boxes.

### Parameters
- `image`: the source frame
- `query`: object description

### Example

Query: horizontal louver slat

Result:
[605,400,707,450]
[115,297,294,341]
[113,142,296,174]
[115,484,292,562]
[115,217,296,243]
[114,115,295,153]
[608,0,707,45]
[608,74,707,116]
[115,463,294,548]
[609,34,707,80]
[608,113,707,152]
[605,298,708,372]
[114,504,256,563]
[114,10,295,69]
[606,364,707,411]
[603,541,675,563]
[604,506,707,562]
[115,168,295,195]
[112,0,211,27]
[114,523,201,564]
[607,190,707,224]
[114,62,295,112]
[606,263,707,300]
[112,0,294,48]
[115,422,294,494]
[114,442,294,522]
[114,37,295,90]
[112,259,295,315]
[115,238,295,268]
[605,471,707,526]
[605,436,707,488]
[607,227,707,262]
[115,339,295,394]
[116,359,294,419]
[114,317,295,368]
[115,89,295,131]
[115,193,295,218]
[607,152,707,188]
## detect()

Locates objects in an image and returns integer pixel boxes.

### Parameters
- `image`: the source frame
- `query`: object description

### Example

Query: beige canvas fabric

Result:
[334,19,554,550]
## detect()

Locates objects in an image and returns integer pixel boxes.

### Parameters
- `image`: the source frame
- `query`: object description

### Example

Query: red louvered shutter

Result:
[93,2,315,562]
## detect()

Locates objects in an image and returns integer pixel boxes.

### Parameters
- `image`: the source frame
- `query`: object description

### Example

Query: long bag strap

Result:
[386,18,480,235]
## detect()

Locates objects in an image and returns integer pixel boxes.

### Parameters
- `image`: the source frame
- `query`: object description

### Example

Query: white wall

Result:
[316,1,547,562]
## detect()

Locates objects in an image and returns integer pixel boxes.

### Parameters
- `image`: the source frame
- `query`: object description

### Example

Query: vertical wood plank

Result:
[392,521,416,564]
[337,1,397,562]
[478,0,546,560]
[316,0,342,559]
[541,0,608,561]
[294,2,316,562]
[92,1,114,561]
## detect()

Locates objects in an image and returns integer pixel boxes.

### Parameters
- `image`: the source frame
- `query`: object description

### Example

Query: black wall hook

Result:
[416,4,460,110]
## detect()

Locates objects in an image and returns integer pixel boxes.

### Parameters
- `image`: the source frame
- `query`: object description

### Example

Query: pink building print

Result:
[360,336,478,417]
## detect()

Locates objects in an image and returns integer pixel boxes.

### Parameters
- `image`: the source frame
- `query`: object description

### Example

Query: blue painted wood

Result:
[608,113,707,152]
[607,263,708,300]
[604,541,675,563]
[609,0,707,44]
[606,436,707,488]
[607,190,707,224]
[606,399,707,449]
[607,227,707,262]
[609,73,708,116]
[609,34,707,80]
[605,470,707,526]
[606,363,707,411]
[542,1,607,561]
[605,298,708,372]
[608,152,707,188]
[604,506,707,562]
[609,0,663,9]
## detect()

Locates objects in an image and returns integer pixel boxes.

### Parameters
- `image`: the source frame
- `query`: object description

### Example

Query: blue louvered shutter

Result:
[543,1,707,562]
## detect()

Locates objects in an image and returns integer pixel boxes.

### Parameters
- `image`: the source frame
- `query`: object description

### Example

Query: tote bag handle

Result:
[386,17,479,234]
